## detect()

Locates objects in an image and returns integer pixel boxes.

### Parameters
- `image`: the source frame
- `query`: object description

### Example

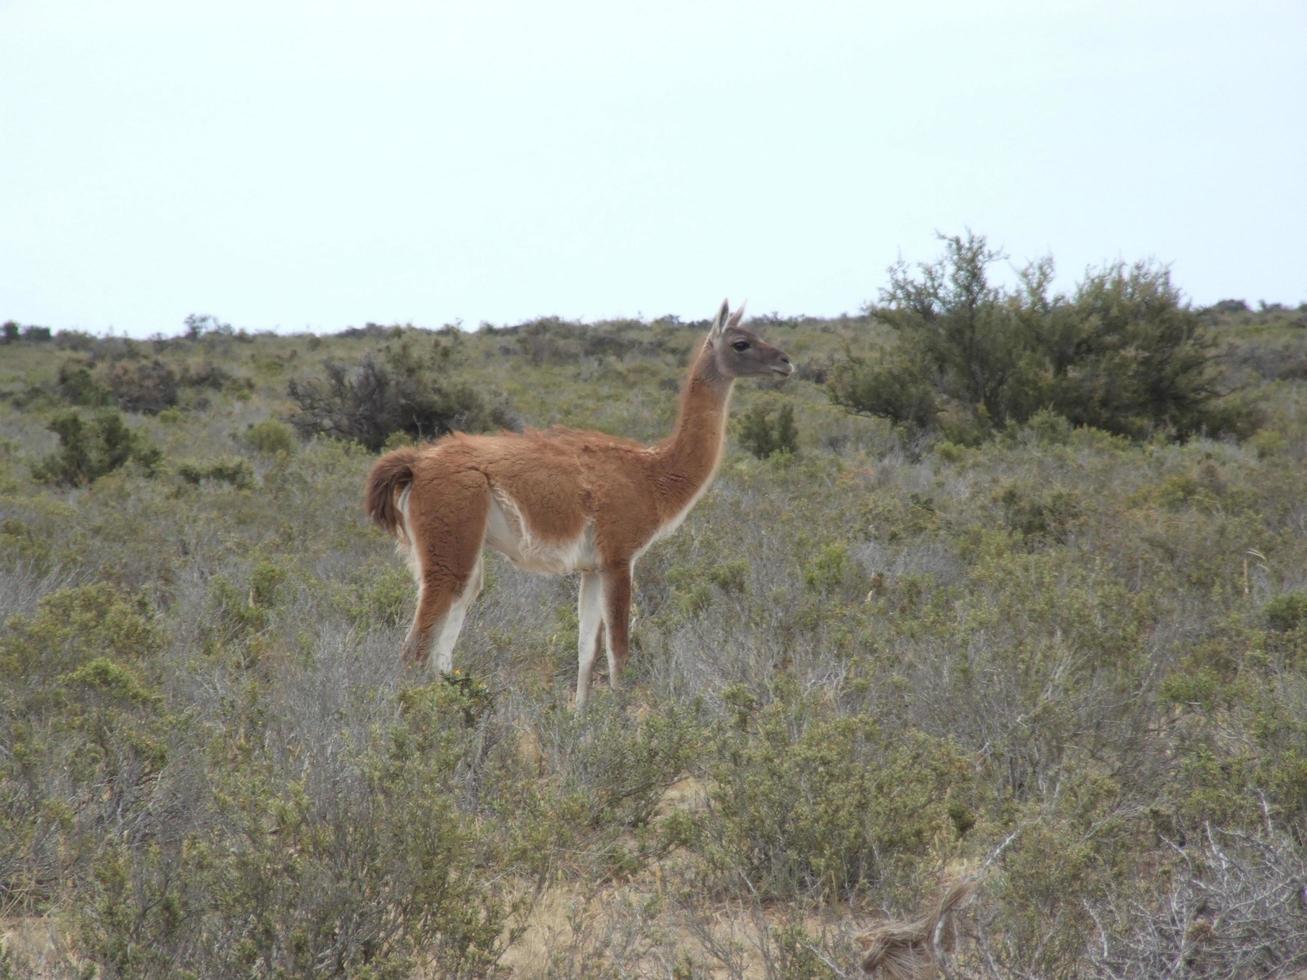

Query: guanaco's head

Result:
[707,299,794,380]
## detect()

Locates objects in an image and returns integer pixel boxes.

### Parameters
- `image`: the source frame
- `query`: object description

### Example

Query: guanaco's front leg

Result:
[576,572,603,709]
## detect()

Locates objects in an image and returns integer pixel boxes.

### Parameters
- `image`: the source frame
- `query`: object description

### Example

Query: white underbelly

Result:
[484,490,599,574]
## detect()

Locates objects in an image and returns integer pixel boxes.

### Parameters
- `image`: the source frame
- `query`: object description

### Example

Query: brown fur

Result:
[364,301,793,701]
[861,877,977,978]
[364,446,420,538]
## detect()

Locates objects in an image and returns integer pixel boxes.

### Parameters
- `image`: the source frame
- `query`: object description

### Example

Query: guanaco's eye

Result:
[731,340,751,352]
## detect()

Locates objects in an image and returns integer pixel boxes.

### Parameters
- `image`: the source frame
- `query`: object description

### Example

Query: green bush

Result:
[175,456,254,489]
[241,418,296,455]
[32,410,162,486]
[829,353,938,432]
[995,481,1083,547]
[0,582,163,711]
[801,541,860,596]
[878,232,1037,427]
[73,703,510,978]
[736,401,799,458]
[1264,592,1307,632]
[0,585,170,914]
[543,698,705,831]
[992,811,1122,976]
[832,232,1257,441]
[179,360,245,392]
[55,359,111,407]
[704,691,975,901]
[1056,262,1258,438]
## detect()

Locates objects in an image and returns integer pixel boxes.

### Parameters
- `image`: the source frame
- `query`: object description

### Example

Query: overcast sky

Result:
[2,0,1304,337]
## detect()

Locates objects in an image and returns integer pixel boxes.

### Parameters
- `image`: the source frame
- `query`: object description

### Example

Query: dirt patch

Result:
[1,916,79,978]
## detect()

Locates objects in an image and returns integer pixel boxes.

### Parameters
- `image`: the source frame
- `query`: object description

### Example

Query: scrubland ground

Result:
[1,305,1306,978]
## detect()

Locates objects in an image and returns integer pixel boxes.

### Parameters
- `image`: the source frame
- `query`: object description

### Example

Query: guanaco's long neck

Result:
[651,339,734,516]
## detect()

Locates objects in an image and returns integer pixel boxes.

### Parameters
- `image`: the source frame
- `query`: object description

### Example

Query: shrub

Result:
[0,582,163,705]
[541,698,705,831]
[876,233,1035,426]
[32,410,162,486]
[995,481,1082,547]
[1055,262,1252,438]
[322,559,413,630]
[287,343,516,451]
[828,354,937,432]
[802,542,860,596]
[988,811,1120,976]
[104,358,179,414]
[1208,298,1250,315]
[704,691,975,901]
[54,329,98,351]
[1082,825,1307,979]
[181,313,230,340]
[736,401,799,458]
[1018,406,1074,444]
[180,360,249,394]
[0,585,169,913]
[175,457,254,489]
[5,297,1307,976]
[515,316,586,365]
[832,232,1256,441]
[74,703,511,978]
[55,360,110,407]
[1264,592,1307,632]
[240,418,296,455]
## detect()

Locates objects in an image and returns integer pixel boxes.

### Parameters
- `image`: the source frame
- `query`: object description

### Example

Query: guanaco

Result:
[364,300,793,707]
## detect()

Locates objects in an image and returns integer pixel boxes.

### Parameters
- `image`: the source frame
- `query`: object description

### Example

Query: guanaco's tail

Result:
[364,448,420,539]
[861,876,977,978]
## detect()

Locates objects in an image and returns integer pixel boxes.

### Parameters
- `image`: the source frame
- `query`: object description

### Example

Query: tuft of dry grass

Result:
[861,877,978,979]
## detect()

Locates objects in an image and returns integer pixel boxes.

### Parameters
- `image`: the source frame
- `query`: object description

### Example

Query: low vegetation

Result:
[2,247,1306,976]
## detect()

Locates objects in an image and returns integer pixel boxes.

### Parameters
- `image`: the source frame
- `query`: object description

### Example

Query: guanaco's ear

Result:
[726,300,747,330]
[709,298,731,339]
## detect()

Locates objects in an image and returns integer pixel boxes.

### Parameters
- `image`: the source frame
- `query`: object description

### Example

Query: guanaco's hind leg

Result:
[600,563,633,692]
[575,572,603,709]
[400,469,490,672]
[430,554,483,673]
